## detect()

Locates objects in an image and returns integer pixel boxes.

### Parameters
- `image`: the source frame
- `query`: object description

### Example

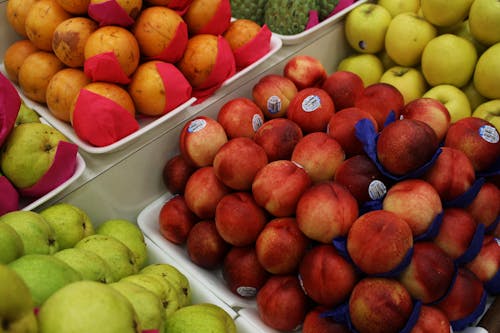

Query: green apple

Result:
[37,280,141,333]
[8,254,82,307]
[473,42,500,100]
[15,101,40,126]
[423,84,472,123]
[344,3,392,54]
[0,210,59,255]
[472,99,500,132]
[420,0,474,27]
[421,34,478,88]
[379,66,428,105]
[377,0,420,17]
[468,0,500,46]
[74,234,138,281]
[337,53,384,86]
[165,303,236,333]
[462,80,488,110]
[0,222,24,264]
[384,12,437,67]
[109,280,166,331]
[96,219,147,270]
[53,247,115,283]
[0,122,70,189]
[39,203,95,250]
[140,263,192,307]
[0,264,37,333]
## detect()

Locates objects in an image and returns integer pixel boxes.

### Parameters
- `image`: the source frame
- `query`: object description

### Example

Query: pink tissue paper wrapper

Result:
[192,0,231,36]
[232,24,272,70]
[146,22,188,63]
[168,0,194,15]
[155,62,192,114]
[84,52,131,84]
[88,0,135,27]
[191,35,236,103]
[73,89,139,147]
[0,176,19,215]
[329,0,356,18]
[19,141,78,198]
[0,72,21,147]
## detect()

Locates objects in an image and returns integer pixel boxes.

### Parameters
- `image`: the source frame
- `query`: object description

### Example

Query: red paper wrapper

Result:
[84,52,131,84]
[0,72,21,147]
[168,0,194,15]
[155,62,192,114]
[0,176,19,215]
[194,0,231,35]
[192,36,236,103]
[147,22,188,63]
[328,0,356,18]
[232,24,272,70]
[88,0,135,27]
[73,89,139,147]
[19,141,78,198]
[305,10,320,30]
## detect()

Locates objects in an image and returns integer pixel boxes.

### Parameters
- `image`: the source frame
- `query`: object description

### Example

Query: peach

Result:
[411,305,451,333]
[296,181,359,244]
[179,115,228,167]
[466,235,500,290]
[465,182,500,231]
[255,217,309,275]
[376,118,438,176]
[327,106,379,157]
[286,87,335,133]
[347,210,413,275]
[212,137,268,191]
[400,97,451,143]
[422,146,476,202]
[298,244,358,307]
[354,82,405,129]
[253,118,303,162]
[186,220,231,269]
[291,132,345,184]
[256,275,309,331]
[183,166,231,219]
[214,192,268,246]
[444,117,500,172]
[162,154,197,194]
[349,277,414,333]
[158,195,198,245]
[382,179,443,238]
[322,70,365,111]
[302,306,350,333]
[216,97,264,139]
[252,160,312,217]
[252,74,298,119]
[283,55,328,90]
[399,241,455,304]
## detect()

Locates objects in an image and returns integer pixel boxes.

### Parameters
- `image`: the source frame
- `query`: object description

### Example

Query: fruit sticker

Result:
[252,114,264,132]
[266,96,282,115]
[301,95,321,112]
[478,125,499,144]
[368,179,387,200]
[187,119,207,133]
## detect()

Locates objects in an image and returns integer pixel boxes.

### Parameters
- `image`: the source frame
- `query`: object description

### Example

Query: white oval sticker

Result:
[302,95,321,112]
[478,125,499,144]
[187,118,207,133]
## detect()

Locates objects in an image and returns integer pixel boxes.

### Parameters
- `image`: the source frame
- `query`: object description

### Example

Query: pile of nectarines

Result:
[158,54,499,333]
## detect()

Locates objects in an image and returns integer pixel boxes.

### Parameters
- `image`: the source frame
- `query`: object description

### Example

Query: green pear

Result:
[97,219,148,269]
[0,222,24,264]
[75,234,138,281]
[15,101,40,126]
[109,280,166,331]
[8,254,82,307]
[165,303,237,333]
[120,273,181,319]
[0,122,70,189]
[0,264,36,332]
[53,248,115,283]
[38,280,141,333]
[140,263,191,307]
[39,203,95,250]
[0,210,59,255]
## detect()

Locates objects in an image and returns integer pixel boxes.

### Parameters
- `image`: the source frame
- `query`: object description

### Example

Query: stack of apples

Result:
[338,0,500,131]
[158,48,499,332]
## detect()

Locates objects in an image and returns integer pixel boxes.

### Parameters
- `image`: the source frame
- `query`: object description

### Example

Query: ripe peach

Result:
[186,220,230,269]
[158,195,198,245]
[466,235,500,291]
[411,305,451,333]
[252,74,298,119]
[253,117,303,162]
[283,55,328,90]
[286,87,335,133]
[216,97,264,139]
[465,182,500,231]
[302,306,350,333]
[162,154,197,194]
[322,70,365,111]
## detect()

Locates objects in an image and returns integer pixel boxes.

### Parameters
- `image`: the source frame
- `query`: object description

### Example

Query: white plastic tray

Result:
[138,192,257,310]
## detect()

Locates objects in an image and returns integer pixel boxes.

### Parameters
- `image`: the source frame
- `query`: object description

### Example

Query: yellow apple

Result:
[344,3,392,54]
[421,34,478,88]
[377,49,397,70]
[472,99,500,132]
[337,53,384,87]
[377,0,420,17]
[379,66,427,105]
[384,12,437,67]
[461,80,487,110]
[468,0,500,46]
[450,20,488,56]
[473,42,500,99]
[423,84,471,123]
[420,0,474,27]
